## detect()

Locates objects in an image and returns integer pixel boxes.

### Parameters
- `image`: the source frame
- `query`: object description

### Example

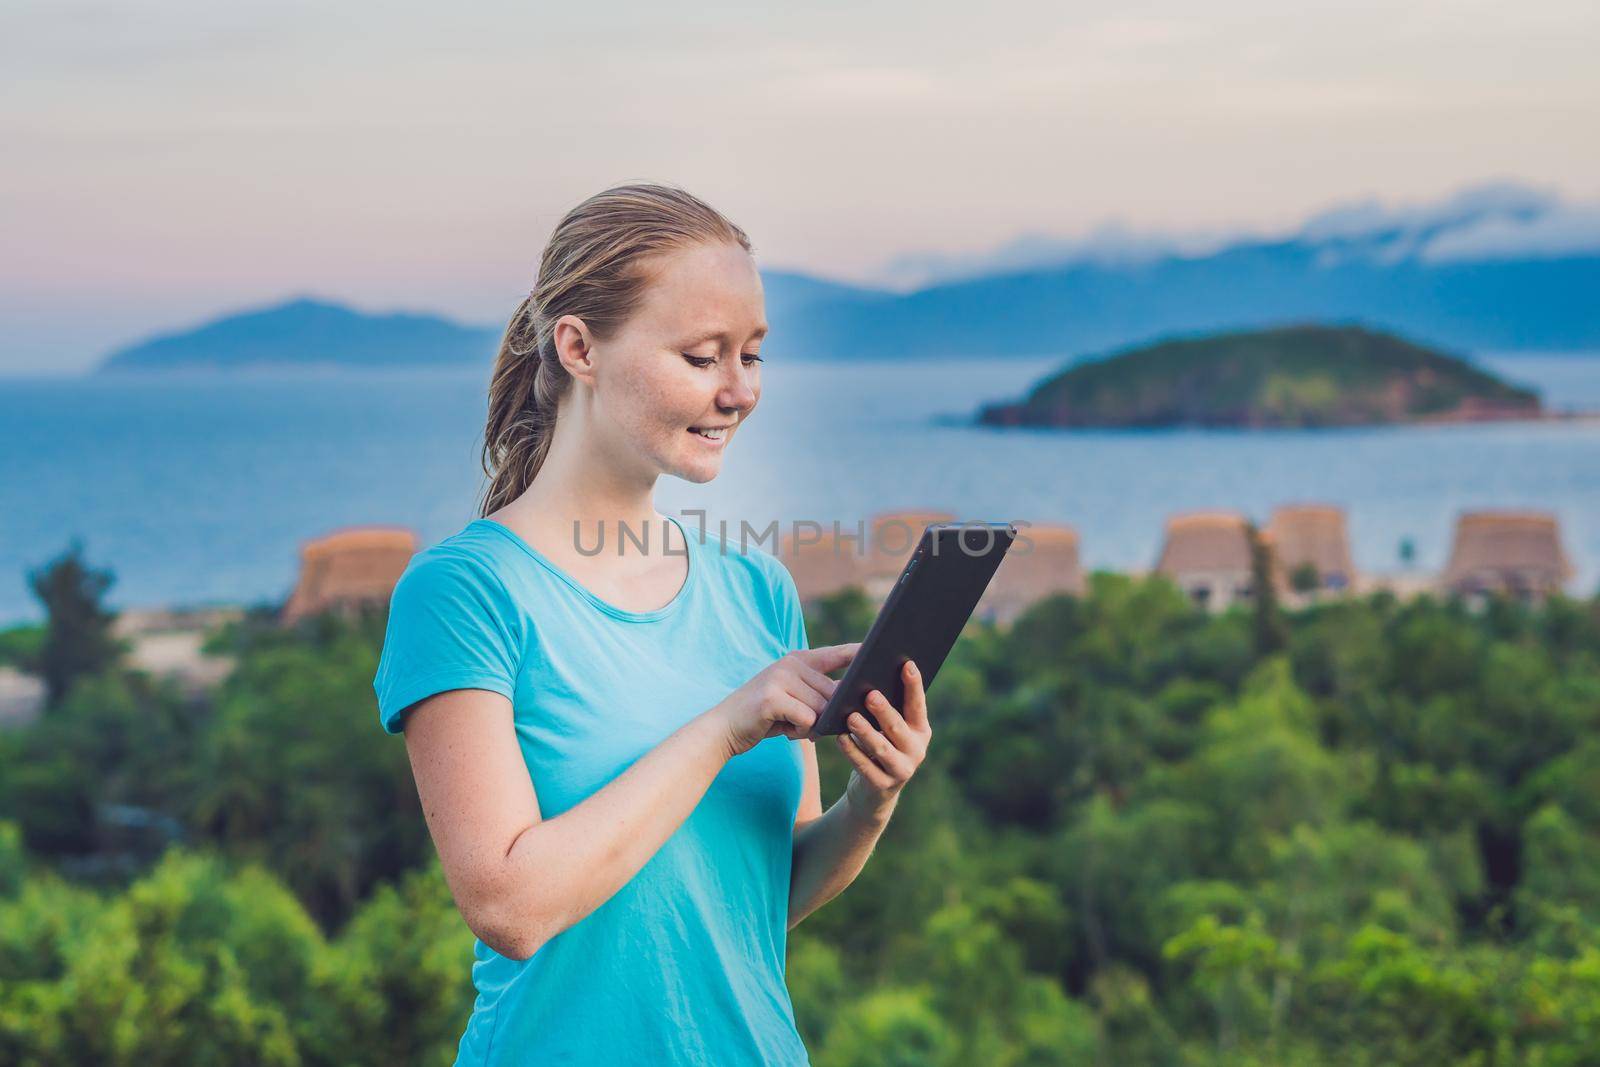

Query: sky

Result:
[3,0,1598,375]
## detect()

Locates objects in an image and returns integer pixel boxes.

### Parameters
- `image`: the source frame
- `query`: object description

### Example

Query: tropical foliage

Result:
[1,562,1597,1064]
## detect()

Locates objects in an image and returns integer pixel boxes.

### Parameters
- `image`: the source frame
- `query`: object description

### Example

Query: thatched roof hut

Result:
[778,522,872,604]
[781,511,1087,626]
[979,522,1086,624]
[282,526,418,625]
[863,510,958,597]
[778,510,961,604]
[1267,503,1356,592]
[868,510,958,564]
[1440,510,1573,601]
[1155,511,1257,610]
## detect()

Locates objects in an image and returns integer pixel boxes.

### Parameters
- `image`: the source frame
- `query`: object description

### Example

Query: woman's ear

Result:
[552,314,598,386]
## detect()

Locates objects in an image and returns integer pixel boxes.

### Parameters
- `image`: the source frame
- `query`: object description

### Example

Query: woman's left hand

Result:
[837,659,931,817]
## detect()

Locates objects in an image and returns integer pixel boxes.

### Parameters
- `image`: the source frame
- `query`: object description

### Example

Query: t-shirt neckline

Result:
[470,514,697,623]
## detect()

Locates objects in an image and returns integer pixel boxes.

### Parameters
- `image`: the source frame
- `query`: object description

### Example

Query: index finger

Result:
[792,642,861,674]
[902,659,929,731]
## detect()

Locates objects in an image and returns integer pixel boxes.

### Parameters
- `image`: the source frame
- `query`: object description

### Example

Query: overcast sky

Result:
[3,0,1597,374]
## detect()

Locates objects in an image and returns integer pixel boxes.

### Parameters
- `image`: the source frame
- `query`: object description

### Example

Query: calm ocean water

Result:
[2,353,1598,625]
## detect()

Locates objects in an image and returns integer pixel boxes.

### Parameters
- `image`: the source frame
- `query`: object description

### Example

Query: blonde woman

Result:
[373,183,932,1065]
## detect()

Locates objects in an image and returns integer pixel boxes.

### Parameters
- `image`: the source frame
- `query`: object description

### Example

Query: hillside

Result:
[90,183,1600,372]
[93,271,879,373]
[97,298,499,372]
[773,185,1600,360]
[770,249,1600,362]
[975,324,1544,429]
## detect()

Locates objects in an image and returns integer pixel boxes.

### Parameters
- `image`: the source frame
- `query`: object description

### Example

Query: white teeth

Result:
[691,427,727,439]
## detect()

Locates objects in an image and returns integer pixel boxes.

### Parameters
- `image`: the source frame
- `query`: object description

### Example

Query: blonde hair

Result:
[479,182,753,516]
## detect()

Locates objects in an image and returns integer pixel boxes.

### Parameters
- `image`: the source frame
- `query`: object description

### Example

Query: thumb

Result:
[793,642,861,674]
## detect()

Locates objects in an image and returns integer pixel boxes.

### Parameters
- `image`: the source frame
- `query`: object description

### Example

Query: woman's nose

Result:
[718,365,758,412]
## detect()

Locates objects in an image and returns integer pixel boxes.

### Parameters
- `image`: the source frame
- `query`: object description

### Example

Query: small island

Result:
[97,298,498,373]
[976,324,1547,430]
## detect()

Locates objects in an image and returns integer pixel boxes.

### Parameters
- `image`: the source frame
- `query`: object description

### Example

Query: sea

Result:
[3,353,1599,626]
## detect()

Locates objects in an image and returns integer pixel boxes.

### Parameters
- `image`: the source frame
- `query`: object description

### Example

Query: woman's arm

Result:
[404,687,734,961]
[403,644,852,961]
[788,660,930,928]
[788,750,898,928]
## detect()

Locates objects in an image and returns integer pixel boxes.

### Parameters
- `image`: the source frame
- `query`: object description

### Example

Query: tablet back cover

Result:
[807,521,1016,739]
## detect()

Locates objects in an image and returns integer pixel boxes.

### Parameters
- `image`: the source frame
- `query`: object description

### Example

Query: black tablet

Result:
[805,521,1018,740]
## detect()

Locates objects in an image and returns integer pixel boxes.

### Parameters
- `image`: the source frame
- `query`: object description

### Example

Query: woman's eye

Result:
[683,353,763,368]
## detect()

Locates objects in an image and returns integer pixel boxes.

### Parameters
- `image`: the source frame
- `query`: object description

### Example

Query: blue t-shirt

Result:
[373,515,813,1066]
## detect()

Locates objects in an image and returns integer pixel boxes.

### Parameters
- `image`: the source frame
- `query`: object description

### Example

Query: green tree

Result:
[1246,522,1287,656]
[190,618,429,928]
[10,851,305,1066]
[814,987,957,1067]
[1289,561,1321,595]
[26,539,124,709]
[0,622,44,670]
[331,860,477,1066]
[0,670,197,859]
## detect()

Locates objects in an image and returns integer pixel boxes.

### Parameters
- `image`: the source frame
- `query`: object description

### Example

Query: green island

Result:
[977,324,1545,429]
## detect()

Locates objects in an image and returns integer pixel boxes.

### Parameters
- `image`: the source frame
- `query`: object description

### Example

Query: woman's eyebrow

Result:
[681,323,769,346]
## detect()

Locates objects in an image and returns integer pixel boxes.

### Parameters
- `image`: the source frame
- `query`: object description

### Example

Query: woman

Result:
[373,183,933,1066]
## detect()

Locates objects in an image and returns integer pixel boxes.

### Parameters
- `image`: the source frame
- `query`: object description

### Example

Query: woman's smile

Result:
[688,422,733,446]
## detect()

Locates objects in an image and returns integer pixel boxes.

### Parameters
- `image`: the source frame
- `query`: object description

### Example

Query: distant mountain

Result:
[877,181,1598,289]
[976,324,1545,430]
[96,185,1600,372]
[96,274,884,373]
[769,182,1600,360]
[760,269,890,319]
[769,248,1600,363]
[98,298,499,372]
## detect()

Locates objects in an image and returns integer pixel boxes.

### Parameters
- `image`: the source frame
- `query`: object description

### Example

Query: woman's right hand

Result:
[712,643,861,757]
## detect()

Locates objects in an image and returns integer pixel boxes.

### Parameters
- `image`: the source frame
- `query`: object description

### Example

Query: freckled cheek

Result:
[605,359,671,407]
[623,375,706,437]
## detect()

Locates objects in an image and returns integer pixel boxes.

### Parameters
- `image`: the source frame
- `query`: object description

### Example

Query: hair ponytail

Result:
[478,183,752,517]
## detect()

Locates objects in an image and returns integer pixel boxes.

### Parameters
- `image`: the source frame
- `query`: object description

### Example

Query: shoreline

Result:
[976,406,1600,431]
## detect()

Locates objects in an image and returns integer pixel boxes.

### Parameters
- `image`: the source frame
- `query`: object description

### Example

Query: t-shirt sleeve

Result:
[772,558,810,654]
[372,550,522,734]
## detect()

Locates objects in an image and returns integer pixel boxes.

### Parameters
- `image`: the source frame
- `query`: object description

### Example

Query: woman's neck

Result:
[492,463,667,561]
[490,398,685,560]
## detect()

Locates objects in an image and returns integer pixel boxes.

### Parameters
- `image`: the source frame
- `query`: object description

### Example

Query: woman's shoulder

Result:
[374,522,525,734]
[689,519,801,607]
[391,520,521,607]
[692,518,778,570]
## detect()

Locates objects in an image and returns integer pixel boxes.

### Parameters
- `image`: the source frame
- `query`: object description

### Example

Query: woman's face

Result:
[585,240,767,485]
